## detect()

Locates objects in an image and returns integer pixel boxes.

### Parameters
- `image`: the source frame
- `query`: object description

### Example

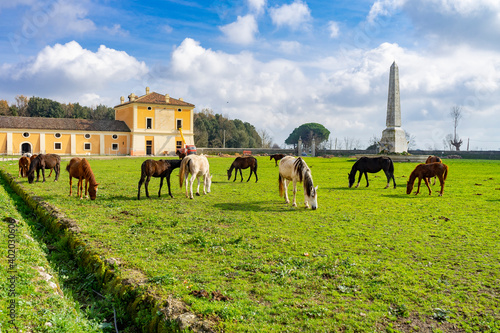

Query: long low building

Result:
[0,88,195,156]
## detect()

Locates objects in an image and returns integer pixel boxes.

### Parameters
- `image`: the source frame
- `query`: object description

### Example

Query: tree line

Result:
[0,95,115,120]
[194,108,263,148]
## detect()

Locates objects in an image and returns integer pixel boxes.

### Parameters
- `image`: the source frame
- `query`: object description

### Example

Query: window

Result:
[147,106,152,110]
[84,143,91,150]
[177,108,182,112]
[54,133,61,138]
[112,143,119,151]
[176,141,182,149]
[84,134,91,139]
[176,119,182,130]
[146,118,152,129]
[112,134,118,140]
[54,142,62,150]
[23,132,30,138]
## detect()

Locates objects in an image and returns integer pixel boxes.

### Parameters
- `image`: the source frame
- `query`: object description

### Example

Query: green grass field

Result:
[1,156,499,332]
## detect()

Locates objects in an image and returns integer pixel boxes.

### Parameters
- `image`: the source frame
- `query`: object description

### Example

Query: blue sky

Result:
[1,0,500,149]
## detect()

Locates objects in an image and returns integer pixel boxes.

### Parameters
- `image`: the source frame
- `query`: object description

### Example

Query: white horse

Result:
[278,156,318,210]
[179,154,212,199]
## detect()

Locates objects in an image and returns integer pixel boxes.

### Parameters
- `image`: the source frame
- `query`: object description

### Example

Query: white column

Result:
[6,132,13,155]
[40,133,45,154]
[71,134,76,155]
[100,134,105,155]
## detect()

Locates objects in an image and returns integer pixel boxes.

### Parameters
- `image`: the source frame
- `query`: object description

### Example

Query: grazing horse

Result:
[66,158,99,200]
[137,159,182,199]
[176,150,186,159]
[348,156,396,189]
[179,155,212,199]
[270,154,285,167]
[406,162,448,196]
[18,156,30,177]
[278,156,318,210]
[425,155,442,185]
[27,154,61,184]
[227,156,258,182]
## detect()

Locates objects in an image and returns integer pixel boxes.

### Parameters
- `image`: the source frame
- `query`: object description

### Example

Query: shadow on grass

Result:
[213,200,302,212]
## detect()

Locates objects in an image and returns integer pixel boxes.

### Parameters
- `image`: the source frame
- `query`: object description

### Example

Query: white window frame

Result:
[54,133,62,138]
[54,142,62,150]
[111,143,119,151]
[84,133,91,139]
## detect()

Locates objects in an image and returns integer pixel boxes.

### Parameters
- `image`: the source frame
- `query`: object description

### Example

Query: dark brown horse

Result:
[27,154,61,183]
[138,159,182,199]
[176,150,186,159]
[29,154,53,177]
[425,155,442,185]
[270,154,285,167]
[406,162,448,196]
[18,156,30,177]
[66,157,99,200]
[348,156,396,189]
[227,156,258,182]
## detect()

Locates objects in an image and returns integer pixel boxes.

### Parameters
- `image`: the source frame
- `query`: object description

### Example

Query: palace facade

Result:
[0,88,195,156]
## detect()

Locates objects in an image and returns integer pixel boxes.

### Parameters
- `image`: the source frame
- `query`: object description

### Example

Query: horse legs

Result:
[438,175,445,196]
[196,175,202,196]
[41,167,46,182]
[145,176,151,198]
[166,172,173,198]
[415,178,422,195]
[69,175,73,196]
[283,179,290,204]
[292,180,298,207]
[239,168,244,182]
[137,175,145,200]
[423,178,432,195]
[364,172,369,187]
[77,178,83,199]
[54,165,60,181]
[158,176,164,197]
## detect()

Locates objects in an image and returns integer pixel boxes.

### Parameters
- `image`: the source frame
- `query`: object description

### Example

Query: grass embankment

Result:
[1,156,499,332]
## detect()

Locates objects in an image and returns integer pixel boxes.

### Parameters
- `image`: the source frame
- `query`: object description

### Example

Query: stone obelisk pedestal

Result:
[379,61,408,153]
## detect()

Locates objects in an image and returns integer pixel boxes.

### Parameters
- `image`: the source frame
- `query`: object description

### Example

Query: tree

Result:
[405,132,417,150]
[0,100,10,116]
[15,95,29,116]
[285,123,330,150]
[449,105,463,151]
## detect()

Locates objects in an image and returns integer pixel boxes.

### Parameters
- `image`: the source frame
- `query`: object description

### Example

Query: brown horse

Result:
[406,162,448,196]
[27,154,61,183]
[18,156,30,177]
[66,157,99,200]
[270,154,285,167]
[425,155,442,185]
[176,150,186,159]
[227,156,258,182]
[28,154,53,177]
[138,159,182,199]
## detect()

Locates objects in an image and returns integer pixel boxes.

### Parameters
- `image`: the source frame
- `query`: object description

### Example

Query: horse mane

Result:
[81,159,97,185]
[294,157,314,196]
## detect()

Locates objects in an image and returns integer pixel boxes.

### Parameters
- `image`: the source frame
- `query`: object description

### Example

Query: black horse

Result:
[348,156,396,189]
[227,156,258,182]
[27,154,61,184]
[138,159,182,199]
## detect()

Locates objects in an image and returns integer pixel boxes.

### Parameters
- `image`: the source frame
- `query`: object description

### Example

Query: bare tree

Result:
[450,105,463,151]
[405,132,417,150]
[259,129,273,148]
[443,134,453,151]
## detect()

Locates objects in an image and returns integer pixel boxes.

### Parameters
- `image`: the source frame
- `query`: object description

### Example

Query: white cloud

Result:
[164,38,500,149]
[219,15,258,45]
[161,24,173,34]
[269,0,312,30]
[103,24,129,37]
[327,21,340,38]
[248,0,266,14]
[279,41,301,54]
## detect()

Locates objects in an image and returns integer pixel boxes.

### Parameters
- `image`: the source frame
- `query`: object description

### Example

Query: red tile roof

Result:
[115,92,195,108]
[0,116,131,132]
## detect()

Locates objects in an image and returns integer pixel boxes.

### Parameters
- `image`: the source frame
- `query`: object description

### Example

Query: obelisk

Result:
[379,61,408,153]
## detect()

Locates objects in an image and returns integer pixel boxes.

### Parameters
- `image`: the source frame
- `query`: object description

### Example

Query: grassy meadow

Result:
[1,156,499,332]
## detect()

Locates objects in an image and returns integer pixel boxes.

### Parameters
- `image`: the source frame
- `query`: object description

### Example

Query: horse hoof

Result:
[196,193,200,196]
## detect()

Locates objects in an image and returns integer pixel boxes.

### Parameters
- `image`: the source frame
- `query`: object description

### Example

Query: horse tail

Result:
[387,157,394,174]
[179,158,187,188]
[443,164,448,181]
[278,173,284,197]
[254,157,258,171]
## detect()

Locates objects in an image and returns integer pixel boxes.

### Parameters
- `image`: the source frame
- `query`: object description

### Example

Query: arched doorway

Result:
[21,142,32,155]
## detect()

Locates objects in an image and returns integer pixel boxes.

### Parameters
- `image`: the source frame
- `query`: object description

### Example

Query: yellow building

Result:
[0,88,195,156]
[115,87,195,156]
